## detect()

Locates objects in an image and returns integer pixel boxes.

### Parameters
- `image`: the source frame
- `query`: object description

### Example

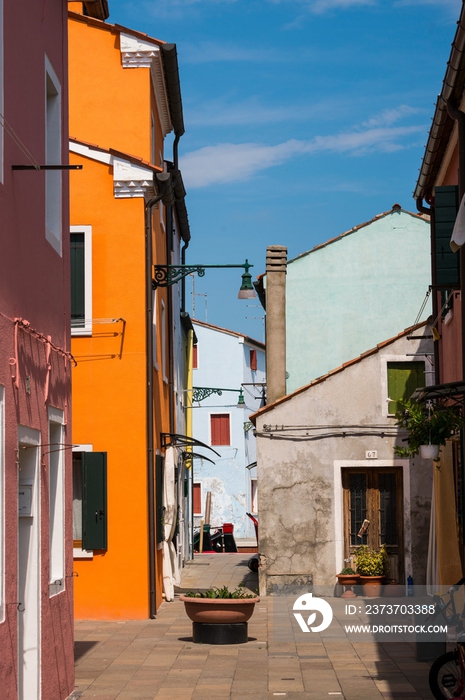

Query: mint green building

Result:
[285,205,432,393]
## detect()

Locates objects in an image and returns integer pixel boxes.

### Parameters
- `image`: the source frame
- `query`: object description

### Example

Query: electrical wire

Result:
[0,112,41,169]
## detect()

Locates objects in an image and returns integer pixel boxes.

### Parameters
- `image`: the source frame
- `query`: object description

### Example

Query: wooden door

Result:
[342,468,404,582]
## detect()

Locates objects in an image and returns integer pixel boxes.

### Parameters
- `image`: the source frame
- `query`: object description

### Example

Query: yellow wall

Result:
[69,14,170,618]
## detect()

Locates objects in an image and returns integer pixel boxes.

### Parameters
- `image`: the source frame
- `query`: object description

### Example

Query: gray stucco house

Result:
[250,325,434,596]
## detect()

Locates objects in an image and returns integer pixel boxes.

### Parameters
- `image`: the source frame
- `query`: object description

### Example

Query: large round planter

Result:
[180,595,260,624]
[359,575,384,597]
[420,444,440,460]
[336,574,359,598]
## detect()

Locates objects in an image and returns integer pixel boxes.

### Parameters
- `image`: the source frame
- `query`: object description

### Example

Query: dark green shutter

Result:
[387,362,425,415]
[70,232,85,324]
[156,455,165,544]
[434,186,460,286]
[82,452,107,550]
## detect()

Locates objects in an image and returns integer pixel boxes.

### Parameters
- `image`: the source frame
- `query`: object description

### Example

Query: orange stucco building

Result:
[68,3,190,618]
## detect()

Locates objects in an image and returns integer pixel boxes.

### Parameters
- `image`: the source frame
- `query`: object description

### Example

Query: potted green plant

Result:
[180,586,259,644]
[336,567,359,598]
[394,399,464,460]
[355,545,389,597]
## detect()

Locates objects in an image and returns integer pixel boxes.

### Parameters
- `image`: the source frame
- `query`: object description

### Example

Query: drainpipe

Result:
[265,246,287,405]
[145,172,173,618]
[416,197,440,384]
[446,99,465,383]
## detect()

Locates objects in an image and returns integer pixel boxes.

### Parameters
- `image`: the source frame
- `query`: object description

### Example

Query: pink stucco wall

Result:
[0,1,74,698]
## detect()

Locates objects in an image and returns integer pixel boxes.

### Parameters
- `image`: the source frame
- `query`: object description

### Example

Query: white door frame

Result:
[333,459,410,582]
[18,425,41,700]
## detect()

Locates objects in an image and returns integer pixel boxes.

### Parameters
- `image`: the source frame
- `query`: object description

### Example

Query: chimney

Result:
[265,245,287,405]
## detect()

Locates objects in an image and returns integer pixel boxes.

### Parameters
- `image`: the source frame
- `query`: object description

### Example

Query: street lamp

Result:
[152,259,255,299]
[186,387,246,406]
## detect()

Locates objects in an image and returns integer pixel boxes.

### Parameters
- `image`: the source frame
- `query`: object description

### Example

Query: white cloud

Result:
[362,104,423,128]
[181,122,424,188]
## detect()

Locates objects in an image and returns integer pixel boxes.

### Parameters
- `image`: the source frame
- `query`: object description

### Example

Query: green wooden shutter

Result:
[434,186,460,286]
[156,455,164,544]
[387,362,425,415]
[82,452,107,550]
[70,232,85,325]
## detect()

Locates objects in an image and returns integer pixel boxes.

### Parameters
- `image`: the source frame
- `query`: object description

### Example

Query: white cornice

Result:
[151,54,172,138]
[70,141,112,165]
[113,157,155,199]
[119,32,172,138]
[69,141,155,199]
[120,33,159,68]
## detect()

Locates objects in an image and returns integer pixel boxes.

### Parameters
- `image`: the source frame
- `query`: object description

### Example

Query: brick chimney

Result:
[265,245,287,405]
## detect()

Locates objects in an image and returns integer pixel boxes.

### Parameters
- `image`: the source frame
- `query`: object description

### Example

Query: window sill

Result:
[71,328,92,337]
[73,547,93,559]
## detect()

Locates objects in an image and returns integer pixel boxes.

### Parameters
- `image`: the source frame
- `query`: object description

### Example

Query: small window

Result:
[249,349,257,371]
[211,414,230,446]
[193,482,202,515]
[73,451,107,551]
[251,479,258,514]
[45,57,62,255]
[193,345,198,369]
[70,226,92,335]
[387,361,425,415]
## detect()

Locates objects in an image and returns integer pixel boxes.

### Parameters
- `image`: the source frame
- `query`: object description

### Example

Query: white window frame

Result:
[333,459,411,581]
[250,478,258,514]
[48,407,65,596]
[45,56,62,255]
[380,354,431,418]
[70,225,92,336]
[0,386,4,621]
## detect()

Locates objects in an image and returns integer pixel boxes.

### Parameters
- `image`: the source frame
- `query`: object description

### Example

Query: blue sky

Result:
[108,0,460,341]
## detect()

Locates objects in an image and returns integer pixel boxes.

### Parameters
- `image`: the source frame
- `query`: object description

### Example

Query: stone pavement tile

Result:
[374,679,416,692]
[152,688,193,698]
[81,694,120,699]
[140,655,177,667]
[231,678,268,691]
[194,679,232,689]
[130,668,167,682]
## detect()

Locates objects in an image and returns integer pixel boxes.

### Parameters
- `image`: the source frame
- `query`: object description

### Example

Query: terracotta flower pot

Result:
[336,574,359,598]
[359,575,384,597]
[180,595,260,624]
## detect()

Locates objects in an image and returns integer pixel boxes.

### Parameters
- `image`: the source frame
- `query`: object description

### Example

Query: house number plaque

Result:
[365,450,377,459]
